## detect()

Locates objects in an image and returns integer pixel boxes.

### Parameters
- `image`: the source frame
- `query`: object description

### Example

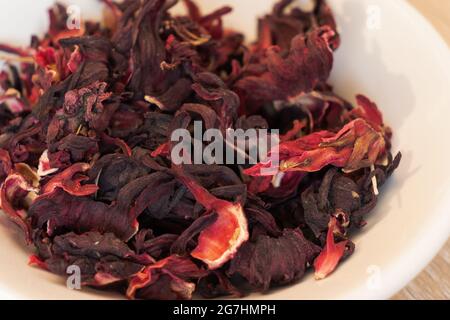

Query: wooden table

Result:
[392,0,450,300]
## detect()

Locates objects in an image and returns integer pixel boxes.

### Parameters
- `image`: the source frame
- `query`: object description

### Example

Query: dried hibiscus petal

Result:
[67,45,83,73]
[174,166,249,270]
[235,26,335,105]
[0,165,39,243]
[244,117,386,177]
[37,150,59,177]
[151,142,171,158]
[228,228,321,290]
[28,254,48,270]
[126,255,206,300]
[40,163,98,197]
[0,149,12,182]
[314,217,349,280]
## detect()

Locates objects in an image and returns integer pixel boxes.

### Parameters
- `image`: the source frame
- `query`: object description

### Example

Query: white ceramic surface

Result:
[0,0,449,300]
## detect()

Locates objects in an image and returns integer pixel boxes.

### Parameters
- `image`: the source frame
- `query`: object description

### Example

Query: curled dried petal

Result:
[41,163,98,197]
[236,27,334,103]
[314,217,348,280]
[126,255,205,300]
[37,150,59,177]
[0,169,39,243]
[173,165,249,269]
[245,118,386,176]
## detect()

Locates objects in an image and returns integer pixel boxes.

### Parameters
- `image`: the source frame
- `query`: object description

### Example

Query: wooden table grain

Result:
[392,0,450,300]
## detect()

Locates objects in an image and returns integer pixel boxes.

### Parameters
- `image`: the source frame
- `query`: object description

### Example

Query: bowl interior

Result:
[0,0,449,300]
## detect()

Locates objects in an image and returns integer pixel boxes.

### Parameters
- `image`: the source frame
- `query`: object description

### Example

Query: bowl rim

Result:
[340,0,450,300]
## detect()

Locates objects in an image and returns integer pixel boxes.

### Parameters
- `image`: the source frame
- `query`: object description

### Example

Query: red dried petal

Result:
[53,28,85,43]
[101,133,132,157]
[67,45,83,73]
[244,118,386,176]
[263,171,306,198]
[235,27,334,102]
[0,43,31,57]
[41,163,98,197]
[258,19,273,50]
[126,255,203,299]
[352,95,384,131]
[28,255,48,270]
[0,149,12,176]
[0,90,29,114]
[35,47,56,68]
[191,202,247,269]
[280,147,352,172]
[247,176,272,194]
[0,172,37,244]
[37,150,59,177]
[126,256,172,298]
[183,0,202,21]
[151,142,171,158]
[174,166,249,269]
[280,120,306,142]
[165,34,176,50]
[92,273,123,287]
[314,217,348,280]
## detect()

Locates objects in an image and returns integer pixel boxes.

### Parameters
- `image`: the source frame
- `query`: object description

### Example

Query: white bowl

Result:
[0,0,449,300]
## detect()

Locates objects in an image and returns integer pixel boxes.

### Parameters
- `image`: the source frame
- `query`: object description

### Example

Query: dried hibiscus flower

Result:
[173,165,249,270]
[313,216,349,280]
[0,0,400,300]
